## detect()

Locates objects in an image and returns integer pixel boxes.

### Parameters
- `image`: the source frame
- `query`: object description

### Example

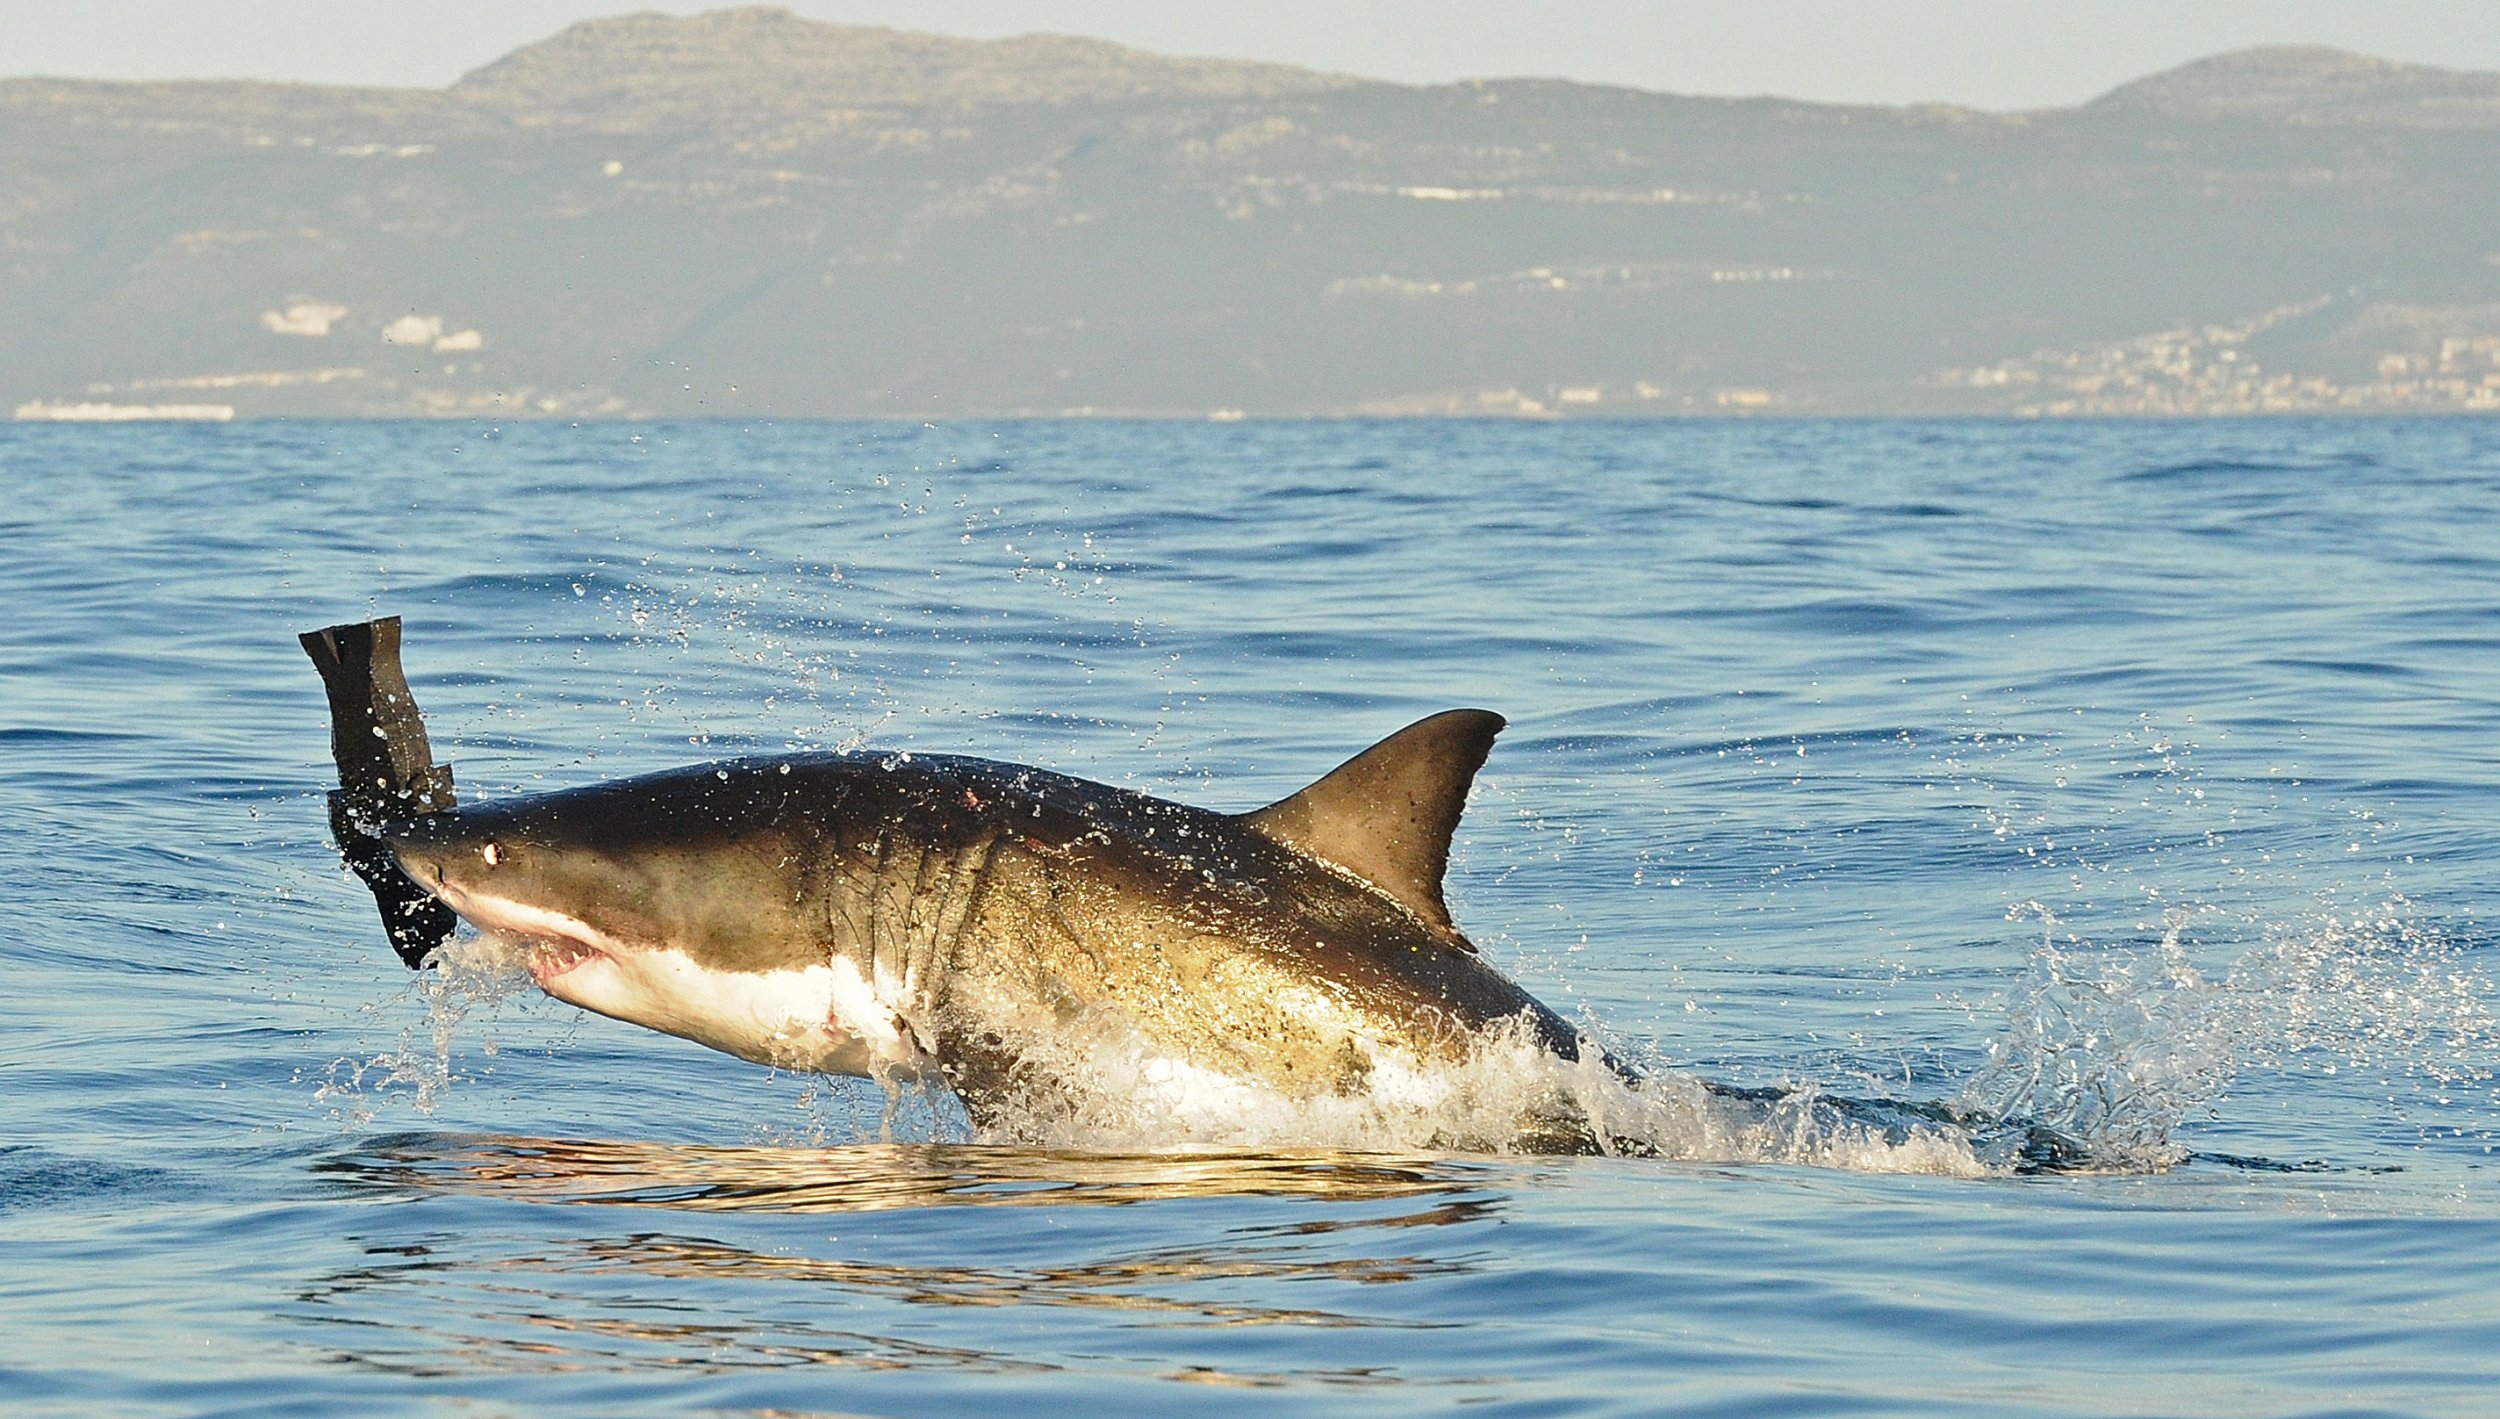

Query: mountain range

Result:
[6,7,2499,419]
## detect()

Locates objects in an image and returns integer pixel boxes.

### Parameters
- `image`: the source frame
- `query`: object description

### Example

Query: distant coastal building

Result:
[261,301,348,337]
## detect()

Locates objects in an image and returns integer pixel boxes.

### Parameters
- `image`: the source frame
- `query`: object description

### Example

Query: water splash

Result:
[950,1012,2007,1176]
[311,933,537,1125]
[1958,900,2498,1170]
[1910,712,2500,1169]
[550,471,1153,764]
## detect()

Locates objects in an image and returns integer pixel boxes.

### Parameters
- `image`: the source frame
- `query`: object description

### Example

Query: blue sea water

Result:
[3,417,2498,1416]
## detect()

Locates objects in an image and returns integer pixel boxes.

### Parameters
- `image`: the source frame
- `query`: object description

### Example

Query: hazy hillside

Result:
[6,6,2499,418]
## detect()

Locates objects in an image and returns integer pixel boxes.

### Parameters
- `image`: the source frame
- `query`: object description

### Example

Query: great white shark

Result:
[385,710,1614,1135]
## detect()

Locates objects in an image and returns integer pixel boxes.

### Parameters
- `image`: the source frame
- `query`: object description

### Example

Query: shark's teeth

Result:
[528,935,606,983]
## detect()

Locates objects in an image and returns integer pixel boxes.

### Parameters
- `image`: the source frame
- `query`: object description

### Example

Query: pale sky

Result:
[4,1,2496,109]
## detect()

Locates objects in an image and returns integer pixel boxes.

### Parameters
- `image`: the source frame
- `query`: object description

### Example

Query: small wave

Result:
[0,1147,181,1212]
[2121,458,2294,483]
[2118,454,2376,483]
[1745,598,1939,638]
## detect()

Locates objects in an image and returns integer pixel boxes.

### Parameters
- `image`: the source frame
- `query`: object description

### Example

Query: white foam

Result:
[954,1012,1999,1175]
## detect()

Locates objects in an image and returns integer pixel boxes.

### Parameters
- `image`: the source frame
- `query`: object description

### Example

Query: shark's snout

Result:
[380,812,506,900]
[387,841,443,894]
[376,817,627,991]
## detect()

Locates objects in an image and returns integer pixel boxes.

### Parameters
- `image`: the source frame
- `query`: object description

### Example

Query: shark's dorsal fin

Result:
[1241,709,1505,947]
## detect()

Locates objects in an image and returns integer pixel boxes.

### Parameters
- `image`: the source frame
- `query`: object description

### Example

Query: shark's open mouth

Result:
[406,872,619,988]
[525,933,608,984]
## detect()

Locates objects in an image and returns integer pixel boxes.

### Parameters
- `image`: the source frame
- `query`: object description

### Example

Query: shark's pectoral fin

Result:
[932,1025,1024,1132]
[1239,708,1504,949]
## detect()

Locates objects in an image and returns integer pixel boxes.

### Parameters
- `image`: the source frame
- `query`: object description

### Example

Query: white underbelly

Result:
[539,942,931,1078]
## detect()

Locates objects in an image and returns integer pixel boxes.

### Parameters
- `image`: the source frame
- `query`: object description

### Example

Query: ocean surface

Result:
[4,417,2498,1417]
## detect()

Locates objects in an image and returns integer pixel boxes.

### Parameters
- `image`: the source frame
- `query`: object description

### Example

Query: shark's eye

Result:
[481,841,505,867]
